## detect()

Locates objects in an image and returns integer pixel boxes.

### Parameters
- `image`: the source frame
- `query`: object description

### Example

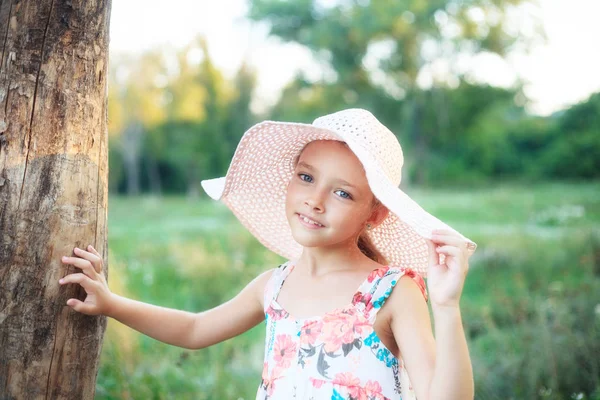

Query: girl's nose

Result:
[305,191,325,212]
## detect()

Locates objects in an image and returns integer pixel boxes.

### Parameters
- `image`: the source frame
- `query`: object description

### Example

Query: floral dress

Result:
[257,261,429,400]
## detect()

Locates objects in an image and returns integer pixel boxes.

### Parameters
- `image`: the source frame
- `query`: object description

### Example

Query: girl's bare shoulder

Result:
[252,267,278,307]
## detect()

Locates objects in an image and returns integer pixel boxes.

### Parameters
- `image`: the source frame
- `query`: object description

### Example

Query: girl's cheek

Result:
[353,202,371,215]
[286,183,298,198]
[288,180,309,198]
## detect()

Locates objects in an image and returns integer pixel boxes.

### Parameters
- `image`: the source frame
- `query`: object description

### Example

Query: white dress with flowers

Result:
[256,261,429,400]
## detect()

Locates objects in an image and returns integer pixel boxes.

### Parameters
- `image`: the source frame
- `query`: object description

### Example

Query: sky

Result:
[109,0,600,116]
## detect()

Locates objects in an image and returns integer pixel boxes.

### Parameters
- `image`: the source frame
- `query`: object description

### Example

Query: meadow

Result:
[96,181,600,400]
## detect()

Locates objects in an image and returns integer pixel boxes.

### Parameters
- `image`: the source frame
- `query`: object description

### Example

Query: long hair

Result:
[292,142,389,265]
[357,198,388,265]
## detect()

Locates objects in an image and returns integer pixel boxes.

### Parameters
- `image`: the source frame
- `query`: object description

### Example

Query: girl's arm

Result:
[388,228,475,400]
[387,278,474,400]
[59,245,274,349]
[428,304,473,399]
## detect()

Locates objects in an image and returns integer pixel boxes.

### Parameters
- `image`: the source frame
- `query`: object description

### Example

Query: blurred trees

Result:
[248,0,545,184]
[108,38,256,195]
[101,4,600,398]
[107,2,599,195]
[538,93,600,180]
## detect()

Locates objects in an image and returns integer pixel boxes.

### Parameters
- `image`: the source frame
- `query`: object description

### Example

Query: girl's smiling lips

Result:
[296,213,325,228]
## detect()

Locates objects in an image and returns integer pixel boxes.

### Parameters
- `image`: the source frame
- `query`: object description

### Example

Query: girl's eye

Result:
[334,190,352,200]
[297,173,352,199]
[298,173,313,182]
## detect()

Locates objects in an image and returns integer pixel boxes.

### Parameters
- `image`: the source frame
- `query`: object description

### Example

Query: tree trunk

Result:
[146,152,162,195]
[0,1,111,399]
[408,91,427,186]
[121,120,143,195]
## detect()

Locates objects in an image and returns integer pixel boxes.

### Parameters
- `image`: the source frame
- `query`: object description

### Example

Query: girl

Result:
[60,109,477,400]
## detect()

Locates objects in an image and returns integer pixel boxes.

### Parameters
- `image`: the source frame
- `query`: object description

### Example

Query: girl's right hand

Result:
[59,245,114,316]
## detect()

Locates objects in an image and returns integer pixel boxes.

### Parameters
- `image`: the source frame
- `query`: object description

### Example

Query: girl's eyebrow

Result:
[297,161,358,189]
[297,161,314,170]
[336,178,358,189]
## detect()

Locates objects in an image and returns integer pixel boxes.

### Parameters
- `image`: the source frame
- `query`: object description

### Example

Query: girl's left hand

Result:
[426,229,473,308]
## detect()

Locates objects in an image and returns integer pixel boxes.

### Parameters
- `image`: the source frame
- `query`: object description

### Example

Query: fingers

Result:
[62,255,98,279]
[426,239,441,267]
[59,273,96,291]
[65,246,103,274]
[435,245,460,257]
[86,245,101,259]
[75,246,102,273]
[66,299,98,315]
[431,229,468,252]
[435,244,470,274]
[59,269,105,316]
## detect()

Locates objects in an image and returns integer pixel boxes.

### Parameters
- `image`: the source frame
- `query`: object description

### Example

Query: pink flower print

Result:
[309,376,326,389]
[321,312,357,353]
[300,319,323,347]
[352,291,371,305]
[266,303,290,321]
[273,334,297,369]
[348,310,372,336]
[262,364,285,397]
[332,371,360,386]
[333,372,363,399]
[364,380,384,399]
[261,361,269,380]
[400,267,428,301]
[322,310,372,354]
[352,291,374,314]
[367,266,390,283]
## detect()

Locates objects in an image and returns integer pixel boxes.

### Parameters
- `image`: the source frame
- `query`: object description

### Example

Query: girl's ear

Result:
[369,203,389,228]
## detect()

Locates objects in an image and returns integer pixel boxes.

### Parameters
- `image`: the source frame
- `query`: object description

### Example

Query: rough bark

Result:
[0,1,111,399]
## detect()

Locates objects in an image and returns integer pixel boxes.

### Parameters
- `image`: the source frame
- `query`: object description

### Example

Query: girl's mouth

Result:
[296,213,325,229]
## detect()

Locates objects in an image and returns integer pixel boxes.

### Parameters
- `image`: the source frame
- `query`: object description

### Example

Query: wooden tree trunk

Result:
[0,1,111,398]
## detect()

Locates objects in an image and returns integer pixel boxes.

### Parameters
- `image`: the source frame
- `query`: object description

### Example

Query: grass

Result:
[96,181,600,400]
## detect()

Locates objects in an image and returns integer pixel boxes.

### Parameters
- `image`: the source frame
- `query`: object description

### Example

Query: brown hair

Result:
[292,141,389,265]
[357,198,388,265]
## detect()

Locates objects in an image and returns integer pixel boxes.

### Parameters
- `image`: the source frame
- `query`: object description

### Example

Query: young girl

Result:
[60,109,477,400]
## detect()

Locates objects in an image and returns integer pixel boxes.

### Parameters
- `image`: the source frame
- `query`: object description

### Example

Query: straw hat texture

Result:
[201,108,477,276]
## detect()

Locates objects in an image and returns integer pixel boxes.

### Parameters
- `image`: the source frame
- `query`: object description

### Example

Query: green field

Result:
[96,181,600,400]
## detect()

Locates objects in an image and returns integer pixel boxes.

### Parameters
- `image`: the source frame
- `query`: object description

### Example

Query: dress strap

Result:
[352,266,428,321]
[262,260,294,313]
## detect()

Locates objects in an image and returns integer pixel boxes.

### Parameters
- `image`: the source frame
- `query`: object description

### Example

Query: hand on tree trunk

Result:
[59,246,114,316]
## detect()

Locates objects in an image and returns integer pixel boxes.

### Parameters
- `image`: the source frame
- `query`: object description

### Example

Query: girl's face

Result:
[285,140,379,250]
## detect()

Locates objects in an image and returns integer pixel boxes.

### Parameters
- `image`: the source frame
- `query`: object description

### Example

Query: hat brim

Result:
[201,120,476,276]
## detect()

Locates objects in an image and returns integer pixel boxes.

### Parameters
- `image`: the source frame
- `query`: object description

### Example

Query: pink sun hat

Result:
[201,108,477,276]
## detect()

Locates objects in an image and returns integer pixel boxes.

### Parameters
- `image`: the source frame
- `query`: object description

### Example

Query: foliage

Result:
[108,37,257,195]
[537,93,600,180]
[248,0,541,89]
[97,182,600,399]
[247,0,546,184]
[106,2,598,195]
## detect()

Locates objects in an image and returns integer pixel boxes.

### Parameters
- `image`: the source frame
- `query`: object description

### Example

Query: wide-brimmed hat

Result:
[201,108,477,276]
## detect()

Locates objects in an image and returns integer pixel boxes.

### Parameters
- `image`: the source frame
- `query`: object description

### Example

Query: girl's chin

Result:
[290,230,326,246]
[291,230,356,250]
